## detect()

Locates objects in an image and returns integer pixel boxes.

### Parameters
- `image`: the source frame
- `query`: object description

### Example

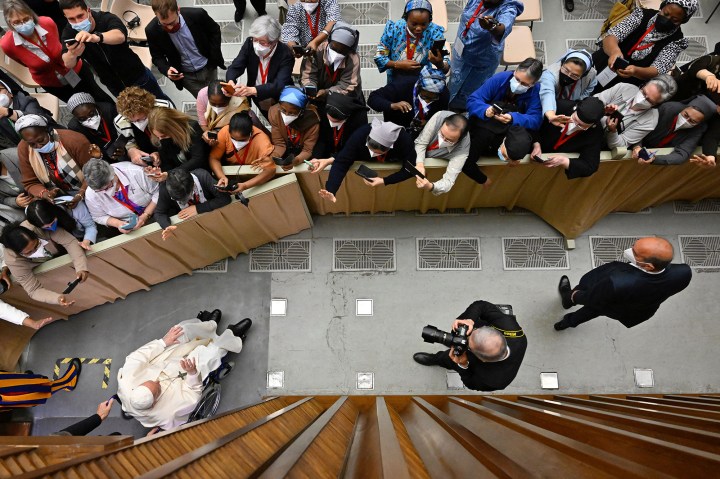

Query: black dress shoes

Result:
[565,0,575,12]
[229,318,252,340]
[554,315,570,331]
[558,275,574,309]
[197,309,222,323]
[413,352,439,366]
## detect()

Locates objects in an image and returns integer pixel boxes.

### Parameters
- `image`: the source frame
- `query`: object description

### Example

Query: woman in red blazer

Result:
[0,1,112,103]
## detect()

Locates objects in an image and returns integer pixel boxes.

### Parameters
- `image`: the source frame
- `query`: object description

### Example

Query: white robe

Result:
[116,319,243,430]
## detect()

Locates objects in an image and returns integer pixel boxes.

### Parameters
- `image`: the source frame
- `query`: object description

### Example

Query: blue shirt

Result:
[455,0,523,67]
[467,71,542,131]
[374,19,448,83]
[168,14,207,73]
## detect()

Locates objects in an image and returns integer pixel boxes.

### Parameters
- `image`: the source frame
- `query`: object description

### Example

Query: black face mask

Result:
[559,73,576,87]
[654,14,677,33]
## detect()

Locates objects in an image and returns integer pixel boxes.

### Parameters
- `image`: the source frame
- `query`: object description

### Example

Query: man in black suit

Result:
[225,15,294,120]
[146,0,225,97]
[413,301,527,392]
[556,237,692,330]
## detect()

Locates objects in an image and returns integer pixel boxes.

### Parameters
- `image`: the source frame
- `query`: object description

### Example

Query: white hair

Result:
[248,15,281,42]
[469,327,507,362]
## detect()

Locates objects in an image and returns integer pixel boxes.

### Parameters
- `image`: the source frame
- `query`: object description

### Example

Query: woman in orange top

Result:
[209,111,275,195]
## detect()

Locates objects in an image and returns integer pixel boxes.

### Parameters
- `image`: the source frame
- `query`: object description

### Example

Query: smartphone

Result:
[403,161,426,179]
[219,82,235,95]
[140,156,154,165]
[207,131,218,140]
[431,39,446,52]
[292,45,308,56]
[355,164,378,181]
[109,135,128,155]
[304,84,318,98]
[486,17,500,27]
[303,159,315,171]
[637,147,652,161]
[120,215,138,231]
[613,57,630,70]
[492,103,504,115]
[609,110,624,122]
[62,277,81,295]
[272,155,294,166]
[64,38,78,47]
[53,197,71,205]
[532,155,546,163]
[215,182,238,192]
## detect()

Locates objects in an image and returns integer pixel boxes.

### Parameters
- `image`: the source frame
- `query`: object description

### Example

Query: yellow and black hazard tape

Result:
[53,357,112,389]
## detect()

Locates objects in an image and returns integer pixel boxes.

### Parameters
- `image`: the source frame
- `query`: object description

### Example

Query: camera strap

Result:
[491,325,524,338]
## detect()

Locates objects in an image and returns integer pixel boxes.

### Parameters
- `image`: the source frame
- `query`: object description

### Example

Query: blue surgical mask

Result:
[71,18,92,33]
[15,20,36,36]
[43,219,58,232]
[509,76,530,94]
[36,141,56,154]
[497,147,506,162]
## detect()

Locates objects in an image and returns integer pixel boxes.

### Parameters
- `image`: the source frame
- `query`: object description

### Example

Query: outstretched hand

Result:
[163,325,183,346]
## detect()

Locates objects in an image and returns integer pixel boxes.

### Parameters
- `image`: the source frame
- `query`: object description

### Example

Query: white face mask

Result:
[132,118,149,131]
[281,112,299,125]
[675,114,693,130]
[326,47,346,67]
[24,239,51,259]
[0,93,10,108]
[328,118,345,129]
[81,114,102,130]
[231,138,249,150]
[437,132,456,149]
[253,41,273,58]
[631,90,653,111]
[509,76,530,94]
[301,2,319,14]
[211,105,227,115]
[623,247,656,273]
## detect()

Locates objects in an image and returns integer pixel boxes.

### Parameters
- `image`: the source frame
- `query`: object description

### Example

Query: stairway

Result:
[7,394,720,478]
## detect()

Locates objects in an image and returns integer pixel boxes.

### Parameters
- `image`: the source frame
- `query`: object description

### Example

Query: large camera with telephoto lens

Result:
[422,324,470,356]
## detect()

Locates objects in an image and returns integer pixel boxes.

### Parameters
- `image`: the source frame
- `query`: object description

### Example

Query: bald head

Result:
[634,237,674,271]
[468,327,508,362]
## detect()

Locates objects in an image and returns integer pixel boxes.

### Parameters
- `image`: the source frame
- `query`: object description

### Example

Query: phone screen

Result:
[638,148,651,160]
[614,57,630,70]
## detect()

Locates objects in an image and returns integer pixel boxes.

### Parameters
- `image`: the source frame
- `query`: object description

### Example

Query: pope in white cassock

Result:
[117,317,250,431]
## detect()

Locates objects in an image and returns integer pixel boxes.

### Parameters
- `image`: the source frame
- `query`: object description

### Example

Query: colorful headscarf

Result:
[416,65,446,94]
[279,86,308,108]
[14,114,48,132]
[664,0,699,22]
[405,0,433,14]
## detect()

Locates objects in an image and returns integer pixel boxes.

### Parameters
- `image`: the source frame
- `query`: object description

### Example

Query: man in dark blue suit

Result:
[555,237,692,330]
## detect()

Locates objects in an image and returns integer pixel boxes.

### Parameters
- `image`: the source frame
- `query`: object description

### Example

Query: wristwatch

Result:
[96,32,104,44]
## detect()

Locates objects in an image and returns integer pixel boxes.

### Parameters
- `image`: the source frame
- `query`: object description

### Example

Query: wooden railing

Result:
[7,394,720,478]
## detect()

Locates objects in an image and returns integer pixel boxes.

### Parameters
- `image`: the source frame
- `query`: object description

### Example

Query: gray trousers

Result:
[180,66,219,98]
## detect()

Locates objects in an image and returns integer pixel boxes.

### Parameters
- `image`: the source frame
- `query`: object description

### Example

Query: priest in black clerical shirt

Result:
[413,301,527,392]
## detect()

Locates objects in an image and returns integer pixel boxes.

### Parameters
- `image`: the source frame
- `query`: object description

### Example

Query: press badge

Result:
[58,69,81,88]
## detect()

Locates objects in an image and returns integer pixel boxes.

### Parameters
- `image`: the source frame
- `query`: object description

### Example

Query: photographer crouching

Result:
[413,300,527,391]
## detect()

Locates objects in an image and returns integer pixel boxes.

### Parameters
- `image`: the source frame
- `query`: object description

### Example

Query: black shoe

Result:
[234,10,243,23]
[565,0,575,12]
[558,275,574,309]
[413,352,439,366]
[229,318,252,340]
[208,309,222,323]
[554,315,570,331]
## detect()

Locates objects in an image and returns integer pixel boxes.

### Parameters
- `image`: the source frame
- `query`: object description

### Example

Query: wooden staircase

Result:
[5,394,720,478]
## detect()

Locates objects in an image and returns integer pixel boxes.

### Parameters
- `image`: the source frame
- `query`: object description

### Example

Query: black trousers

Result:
[461,118,506,185]
[433,349,463,372]
[560,290,602,327]
[234,0,267,17]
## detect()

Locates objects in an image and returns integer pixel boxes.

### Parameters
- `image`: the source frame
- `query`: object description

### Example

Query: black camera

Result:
[422,324,470,357]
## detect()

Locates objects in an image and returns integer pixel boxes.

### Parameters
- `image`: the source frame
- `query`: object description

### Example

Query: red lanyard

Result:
[553,123,582,150]
[562,81,578,100]
[305,7,321,38]
[98,117,111,144]
[42,152,70,190]
[286,126,301,147]
[627,24,656,55]
[406,32,418,60]
[325,65,340,84]
[375,153,387,163]
[232,137,253,164]
[462,1,485,38]
[113,179,145,215]
[427,140,439,151]
[658,115,679,147]
[188,192,200,206]
[257,59,269,85]
[332,125,344,150]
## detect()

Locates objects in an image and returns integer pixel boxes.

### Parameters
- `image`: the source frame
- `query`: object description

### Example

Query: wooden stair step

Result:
[589,395,720,419]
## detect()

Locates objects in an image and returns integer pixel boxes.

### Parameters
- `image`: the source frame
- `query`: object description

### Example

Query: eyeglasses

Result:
[639,88,660,106]
[97,179,116,192]
[560,65,581,81]
[10,16,33,27]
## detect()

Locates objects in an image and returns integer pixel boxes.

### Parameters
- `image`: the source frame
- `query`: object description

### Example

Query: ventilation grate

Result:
[590,236,644,268]
[333,239,396,271]
[194,258,228,274]
[613,207,652,215]
[333,211,395,217]
[416,208,478,216]
[679,235,720,269]
[340,2,390,26]
[499,207,533,216]
[674,199,720,214]
[502,237,569,270]
[417,238,481,271]
[250,240,311,272]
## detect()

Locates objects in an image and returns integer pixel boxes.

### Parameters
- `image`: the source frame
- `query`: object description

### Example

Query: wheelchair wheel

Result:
[187,383,222,423]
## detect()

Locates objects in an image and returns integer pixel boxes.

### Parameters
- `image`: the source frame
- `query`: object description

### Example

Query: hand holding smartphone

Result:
[219,82,236,96]
[62,277,81,295]
[613,57,630,70]
[355,164,378,181]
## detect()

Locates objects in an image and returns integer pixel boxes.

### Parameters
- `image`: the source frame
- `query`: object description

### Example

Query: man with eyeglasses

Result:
[631,94,717,166]
[555,237,691,331]
[593,74,678,149]
[530,97,606,179]
[413,300,527,392]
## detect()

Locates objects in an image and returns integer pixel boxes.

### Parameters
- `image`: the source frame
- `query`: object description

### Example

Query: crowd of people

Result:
[0,0,715,429]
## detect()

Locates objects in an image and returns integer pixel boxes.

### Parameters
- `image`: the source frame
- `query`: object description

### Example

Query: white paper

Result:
[596,66,617,87]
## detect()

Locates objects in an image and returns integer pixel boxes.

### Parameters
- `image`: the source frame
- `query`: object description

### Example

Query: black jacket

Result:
[367,74,449,128]
[145,8,224,90]
[225,38,295,113]
[154,169,231,229]
[536,99,604,179]
[68,102,121,163]
[156,122,209,172]
[576,261,692,328]
[639,101,707,165]
[453,301,527,392]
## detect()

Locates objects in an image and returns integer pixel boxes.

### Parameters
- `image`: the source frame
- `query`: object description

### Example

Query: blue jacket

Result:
[467,71,543,131]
